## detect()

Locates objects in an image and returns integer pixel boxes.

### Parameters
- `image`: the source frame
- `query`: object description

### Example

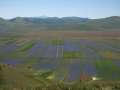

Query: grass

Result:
[1,64,120,90]
[0,66,5,85]
[6,42,35,58]
[51,39,64,45]
[35,71,55,80]
[95,60,120,80]
[63,51,82,59]
[0,37,15,44]
[19,42,35,52]
[99,51,120,59]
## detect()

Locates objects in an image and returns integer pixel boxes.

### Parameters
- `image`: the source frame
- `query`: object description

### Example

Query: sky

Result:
[0,0,120,19]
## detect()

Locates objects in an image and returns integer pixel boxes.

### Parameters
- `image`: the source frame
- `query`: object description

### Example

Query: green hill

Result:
[0,16,120,32]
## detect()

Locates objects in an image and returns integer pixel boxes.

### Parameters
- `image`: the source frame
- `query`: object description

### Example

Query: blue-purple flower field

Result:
[0,31,120,89]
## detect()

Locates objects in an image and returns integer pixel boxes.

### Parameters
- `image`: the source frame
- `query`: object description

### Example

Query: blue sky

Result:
[0,0,120,19]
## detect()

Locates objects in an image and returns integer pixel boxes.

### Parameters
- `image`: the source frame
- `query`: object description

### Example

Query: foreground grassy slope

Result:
[0,64,44,87]
[1,64,120,90]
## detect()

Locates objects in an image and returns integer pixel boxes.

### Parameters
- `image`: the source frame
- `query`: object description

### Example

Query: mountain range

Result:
[0,16,120,32]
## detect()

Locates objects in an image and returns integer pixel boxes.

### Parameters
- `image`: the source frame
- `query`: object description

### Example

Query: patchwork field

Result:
[0,31,120,89]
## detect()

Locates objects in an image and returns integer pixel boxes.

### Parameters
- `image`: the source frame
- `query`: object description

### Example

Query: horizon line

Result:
[0,15,120,20]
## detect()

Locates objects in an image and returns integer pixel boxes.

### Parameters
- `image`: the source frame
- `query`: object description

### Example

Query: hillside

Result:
[0,16,120,32]
[1,64,120,89]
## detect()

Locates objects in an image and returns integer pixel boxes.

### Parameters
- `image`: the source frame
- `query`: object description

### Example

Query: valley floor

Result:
[0,31,120,90]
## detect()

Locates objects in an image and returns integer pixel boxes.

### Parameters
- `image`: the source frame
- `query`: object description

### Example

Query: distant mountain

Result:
[0,16,120,32]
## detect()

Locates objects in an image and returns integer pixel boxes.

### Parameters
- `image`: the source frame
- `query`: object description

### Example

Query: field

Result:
[0,31,120,89]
